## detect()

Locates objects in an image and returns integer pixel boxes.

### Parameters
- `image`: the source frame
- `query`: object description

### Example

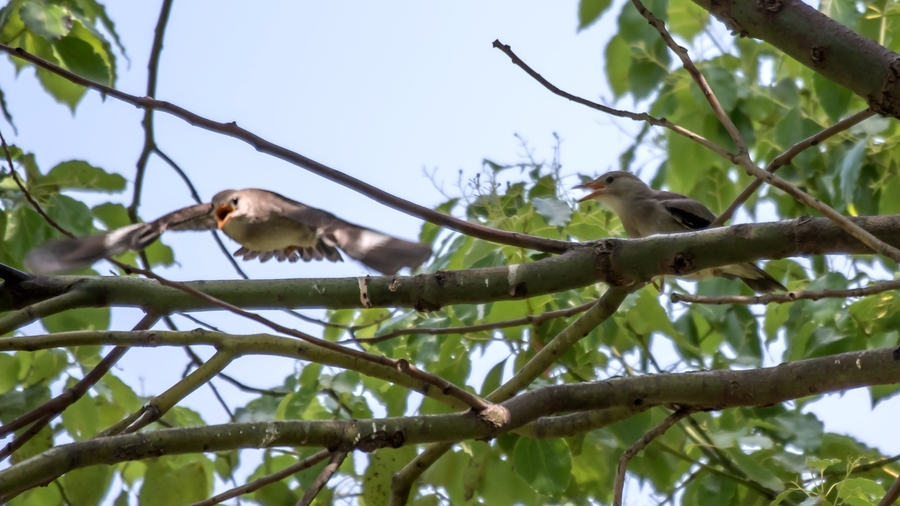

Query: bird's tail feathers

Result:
[717,262,786,293]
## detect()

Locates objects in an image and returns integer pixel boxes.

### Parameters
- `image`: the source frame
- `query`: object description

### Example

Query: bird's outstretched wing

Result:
[25,203,214,274]
[278,195,433,275]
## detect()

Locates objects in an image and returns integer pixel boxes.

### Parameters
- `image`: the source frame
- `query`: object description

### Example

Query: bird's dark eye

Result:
[605,176,614,184]
[231,197,239,206]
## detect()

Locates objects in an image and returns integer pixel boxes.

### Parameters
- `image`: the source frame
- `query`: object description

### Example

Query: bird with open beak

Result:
[574,171,785,293]
[26,189,433,276]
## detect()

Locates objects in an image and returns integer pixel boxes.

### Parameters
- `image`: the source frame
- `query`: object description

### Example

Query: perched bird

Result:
[574,171,785,293]
[25,189,433,275]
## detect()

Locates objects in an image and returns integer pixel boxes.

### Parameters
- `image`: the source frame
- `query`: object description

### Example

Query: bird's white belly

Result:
[222,217,318,250]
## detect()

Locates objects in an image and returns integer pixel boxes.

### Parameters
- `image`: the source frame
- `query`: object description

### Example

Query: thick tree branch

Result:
[0,313,159,445]
[391,286,631,504]
[0,43,571,255]
[0,330,470,410]
[3,345,900,499]
[5,215,900,317]
[119,264,490,412]
[690,0,900,117]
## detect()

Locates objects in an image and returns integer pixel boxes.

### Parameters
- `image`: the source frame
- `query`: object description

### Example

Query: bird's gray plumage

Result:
[26,189,432,276]
[575,171,785,293]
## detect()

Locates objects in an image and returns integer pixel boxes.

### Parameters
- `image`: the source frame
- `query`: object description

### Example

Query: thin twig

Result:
[629,0,747,155]
[348,300,596,344]
[732,145,900,263]
[6,118,488,413]
[0,312,159,461]
[153,146,251,279]
[390,288,630,505]
[287,308,396,333]
[183,346,286,397]
[712,109,875,226]
[491,40,735,161]
[614,409,694,506]
[127,0,173,224]
[0,43,571,255]
[296,450,347,506]
[188,449,331,506]
[121,263,491,412]
[0,129,73,238]
[671,279,900,305]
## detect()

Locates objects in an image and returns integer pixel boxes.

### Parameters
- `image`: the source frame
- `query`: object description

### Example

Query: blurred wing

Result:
[25,202,215,274]
[280,200,432,275]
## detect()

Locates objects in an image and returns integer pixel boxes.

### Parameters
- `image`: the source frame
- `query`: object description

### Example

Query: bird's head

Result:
[574,171,647,202]
[211,190,242,229]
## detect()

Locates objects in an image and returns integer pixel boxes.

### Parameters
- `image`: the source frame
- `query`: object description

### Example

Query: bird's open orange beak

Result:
[215,204,235,229]
[574,181,607,202]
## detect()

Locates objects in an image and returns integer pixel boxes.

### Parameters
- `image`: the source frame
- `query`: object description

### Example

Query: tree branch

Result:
[0,330,470,411]
[390,286,631,505]
[712,108,875,226]
[0,312,160,462]
[614,409,694,506]
[349,299,596,344]
[0,43,571,254]
[690,0,900,116]
[187,449,331,506]
[671,278,900,305]
[4,345,900,500]
[127,0,174,224]
[296,450,347,506]
[629,0,747,155]
[491,40,735,161]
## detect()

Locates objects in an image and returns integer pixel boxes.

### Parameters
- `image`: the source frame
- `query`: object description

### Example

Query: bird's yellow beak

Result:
[215,204,235,229]
[574,181,607,202]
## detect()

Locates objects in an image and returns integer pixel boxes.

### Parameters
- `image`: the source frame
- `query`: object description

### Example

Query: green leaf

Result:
[0,353,20,395]
[839,140,867,206]
[37,66,88,112]
[578,0,612,31]
[61,464,114,506]
[807,457,841,475]
[42,306,109,333]
[46,161,126,192]
[667,0,708,41]
[139,458,211,506]
[726,448,785,492]
[692,66,737,112]
[513,437,572,497]
[91,202,130,229]
[835,478,884,501]
[54,34,111,85]
[813,73,852,123]
[363,446,417,506]
[605,35,630,98]
[19,2,70,39]
[532,197,572,227]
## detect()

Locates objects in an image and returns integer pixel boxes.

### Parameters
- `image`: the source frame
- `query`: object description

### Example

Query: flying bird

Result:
[575,171,785,293]
[26,189,433,275]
